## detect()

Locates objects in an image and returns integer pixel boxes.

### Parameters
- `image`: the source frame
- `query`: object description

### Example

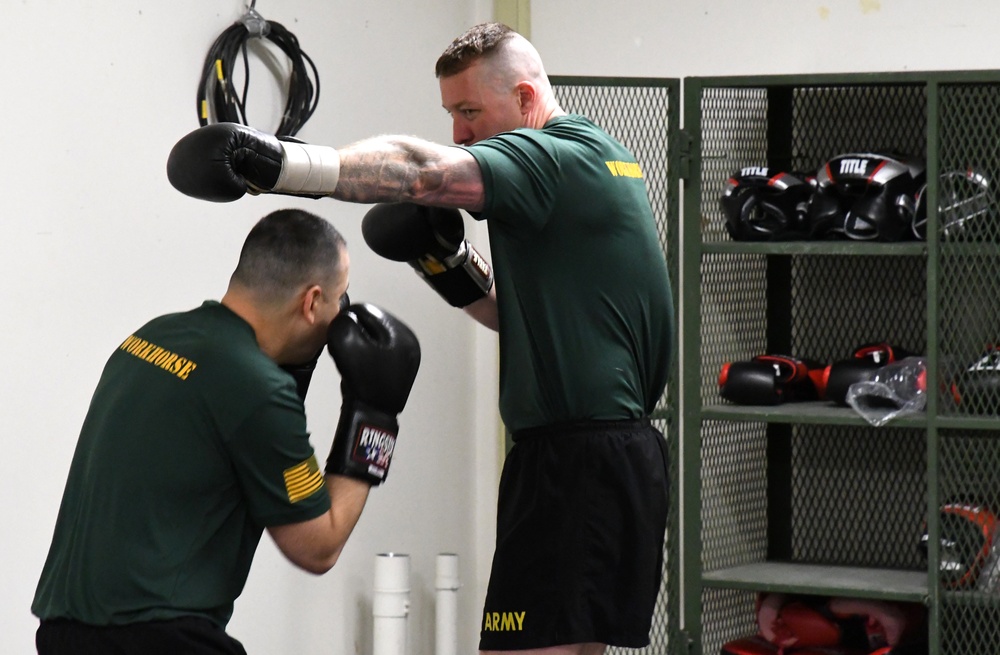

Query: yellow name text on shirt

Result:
[119,335,198,380]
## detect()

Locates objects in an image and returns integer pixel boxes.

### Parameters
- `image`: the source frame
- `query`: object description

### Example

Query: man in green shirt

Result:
[167,21,673,655]
[32,209,421,654]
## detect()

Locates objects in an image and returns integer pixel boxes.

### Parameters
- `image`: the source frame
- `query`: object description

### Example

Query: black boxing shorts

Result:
[36,617,247,655]
[479,418,669,650]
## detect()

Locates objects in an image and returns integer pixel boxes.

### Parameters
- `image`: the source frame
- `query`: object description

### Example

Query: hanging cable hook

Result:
[196,0,320,136]
[241,0,269,38]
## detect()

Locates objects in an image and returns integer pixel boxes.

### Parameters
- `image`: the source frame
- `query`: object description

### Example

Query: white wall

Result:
[532,0,1000,79]
[8,1,1000,654]
[3,2,497,654]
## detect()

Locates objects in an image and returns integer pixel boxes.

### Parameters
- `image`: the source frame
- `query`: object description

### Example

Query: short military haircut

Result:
[435,22,516,79]
[230,209,346,303]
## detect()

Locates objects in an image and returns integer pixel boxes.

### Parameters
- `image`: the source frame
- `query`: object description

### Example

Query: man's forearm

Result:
[333,135,485,210]
[332,136,427,203]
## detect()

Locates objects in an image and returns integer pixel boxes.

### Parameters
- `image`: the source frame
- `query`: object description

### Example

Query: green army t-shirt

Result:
[465,114,674,432]
[32,301,331,628]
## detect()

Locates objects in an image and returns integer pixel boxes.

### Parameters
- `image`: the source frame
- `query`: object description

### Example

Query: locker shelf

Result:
[703,401,927,427]
[702,562,928,602]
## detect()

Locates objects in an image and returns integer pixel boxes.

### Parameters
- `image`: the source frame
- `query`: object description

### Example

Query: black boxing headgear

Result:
[720,166,815,241]
[807,153,925,241]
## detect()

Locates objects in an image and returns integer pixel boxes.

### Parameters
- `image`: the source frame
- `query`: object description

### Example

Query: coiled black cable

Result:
[196,5,319,137]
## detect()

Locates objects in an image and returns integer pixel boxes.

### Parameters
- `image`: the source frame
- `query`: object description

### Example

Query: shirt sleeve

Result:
[466,130,562,231]
[226,384,332,527]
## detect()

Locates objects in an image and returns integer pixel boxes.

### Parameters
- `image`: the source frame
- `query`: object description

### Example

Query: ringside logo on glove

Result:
[352,424,397,479]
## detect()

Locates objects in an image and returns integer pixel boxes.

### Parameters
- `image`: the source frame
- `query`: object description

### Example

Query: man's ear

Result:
[516,81,536,115]
[300,284,324,324]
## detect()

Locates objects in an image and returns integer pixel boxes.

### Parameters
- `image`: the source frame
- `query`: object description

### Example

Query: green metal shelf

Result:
[702,241,928,257]
[937,242,1000,258]
[690,68,1000,89]
[702,401,928,428]
[941,590,1000,607]
[936,415,1000,431]
[681,68,1000,655]
[702,562,929,603]
[702,404,1000,430]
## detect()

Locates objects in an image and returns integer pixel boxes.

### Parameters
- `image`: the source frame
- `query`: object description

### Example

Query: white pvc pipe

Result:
[435,553,460,655]
[374,553,410,655]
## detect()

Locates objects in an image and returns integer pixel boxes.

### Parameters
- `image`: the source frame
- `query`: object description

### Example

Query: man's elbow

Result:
[292,550,342,575]
[267,507,356,575]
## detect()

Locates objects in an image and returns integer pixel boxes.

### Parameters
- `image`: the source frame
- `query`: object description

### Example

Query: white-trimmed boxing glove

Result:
[166,123,341,202]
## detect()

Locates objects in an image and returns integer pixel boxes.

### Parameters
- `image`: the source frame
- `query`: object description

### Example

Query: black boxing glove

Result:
[362,202,494,308]
[281,347,323,401]
[325,303,421,485]
[719,355,826,405]
[166,123,341,202]
[824,342,914,405]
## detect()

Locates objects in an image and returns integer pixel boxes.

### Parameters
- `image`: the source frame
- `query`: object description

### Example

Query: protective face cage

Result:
[948,345,1000,414]
[912,168,993,240]
[807,153,926,241]
[920,502,999,589]
[720,167,815,241]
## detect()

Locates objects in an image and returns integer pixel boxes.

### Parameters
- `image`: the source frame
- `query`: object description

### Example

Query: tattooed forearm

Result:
[331,135,484,210]
[332,137,422,203]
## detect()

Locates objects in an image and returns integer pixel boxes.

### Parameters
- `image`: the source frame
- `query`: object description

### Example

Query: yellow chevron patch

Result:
[283,455,324,503]
[604,160,643,179]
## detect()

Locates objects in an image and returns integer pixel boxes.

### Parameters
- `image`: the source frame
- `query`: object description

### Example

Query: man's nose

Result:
[453,120,473,146]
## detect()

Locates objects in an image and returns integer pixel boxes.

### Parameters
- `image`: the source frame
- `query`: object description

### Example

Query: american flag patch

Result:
[283,455,324,503]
